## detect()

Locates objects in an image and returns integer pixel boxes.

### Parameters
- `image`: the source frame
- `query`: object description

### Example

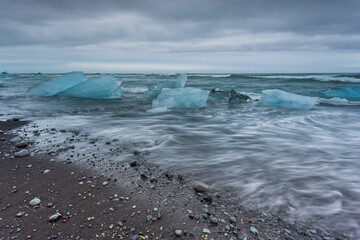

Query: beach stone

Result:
[175,230,182,237]
[203,228,211,234]
[229,216,237,223]
[47,203,53,208]
[16,211,25,218]
[202,194,213,203]
[130,161,137,167]
[210,217,218,224]
[16,141,27,148]
[29,197,41,206]
[43,169,50,174]
[10,137,21,143]
[194,182,210,193]
[14,149,29,157]
[49,213,61,222]
[250,226,258,235]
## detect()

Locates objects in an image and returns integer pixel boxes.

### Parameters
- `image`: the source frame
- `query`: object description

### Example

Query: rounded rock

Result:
[175,230,182,237]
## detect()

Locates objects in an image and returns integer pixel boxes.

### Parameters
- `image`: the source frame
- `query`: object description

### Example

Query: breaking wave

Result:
[252,75,360,83]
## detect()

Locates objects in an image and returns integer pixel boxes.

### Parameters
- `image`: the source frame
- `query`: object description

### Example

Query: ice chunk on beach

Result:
[58,75,122,99]
[259,89,318,110]
[152,87,209,109]
[156,74,187,93]
[324,86,360,99]
[27,72,86,97]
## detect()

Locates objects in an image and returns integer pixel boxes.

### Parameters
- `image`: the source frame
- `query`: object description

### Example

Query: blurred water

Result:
[1,73,360,235]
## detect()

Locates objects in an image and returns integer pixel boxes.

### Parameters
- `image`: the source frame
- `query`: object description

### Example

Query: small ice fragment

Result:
[152,87,209,109]
[57,75,122,99]
[324,86,360,99]
[27,72,86,97]
[147,107,168,113]
[319,97,349,105]
[155,74,188,95]
[174,73,187,88]
[259,89,318,110]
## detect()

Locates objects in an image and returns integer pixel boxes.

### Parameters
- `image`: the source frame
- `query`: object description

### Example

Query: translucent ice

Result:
[156,74,187,94]
[152,88,209,109]
[324,86,360,99]
[27,72,86,97]
[57,75,122,99]
[319,97,348,105]
[259,89,318,110]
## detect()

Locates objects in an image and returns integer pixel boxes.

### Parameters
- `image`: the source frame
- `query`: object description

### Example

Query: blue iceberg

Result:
[156,74,187,93]
[324,86,360,99]
[152,87,209,109]
[57,75,122,99]
[27,72,86,97]
[142,74,188,98]
[259,89,318,110]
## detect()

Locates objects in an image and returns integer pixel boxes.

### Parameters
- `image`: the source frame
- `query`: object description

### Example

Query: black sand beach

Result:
[0,120,348,239]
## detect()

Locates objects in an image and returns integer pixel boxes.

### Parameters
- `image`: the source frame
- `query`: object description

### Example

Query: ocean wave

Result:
[252,75,360,83]
[122,87,149,93]
[190,74,232,78]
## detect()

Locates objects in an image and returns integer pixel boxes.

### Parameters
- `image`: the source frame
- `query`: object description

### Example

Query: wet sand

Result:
[0,120,348,239]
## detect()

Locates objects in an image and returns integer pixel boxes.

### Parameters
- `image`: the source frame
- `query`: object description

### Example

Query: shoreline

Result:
[0,120,350,239]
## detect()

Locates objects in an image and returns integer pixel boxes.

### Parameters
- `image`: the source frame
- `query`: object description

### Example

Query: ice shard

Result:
[156,74,188,94]
[152,87,209,109]
[57,75,122,99]
[259,89,318,110]
[27,72,86,97]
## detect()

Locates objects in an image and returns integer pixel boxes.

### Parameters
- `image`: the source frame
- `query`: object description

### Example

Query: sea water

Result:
[1,73,360,236]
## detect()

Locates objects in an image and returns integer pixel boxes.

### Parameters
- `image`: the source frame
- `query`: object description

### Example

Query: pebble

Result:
[16,211,25,218]
[130,161,137,167]
[29,197,41,206]
[14,149,29,157]
[10,137,21,143]
[203,228,211,234]
[194,182,210,192]
[16,141,28,148]
[250,226,258,235]
[229,216,237,223]
[210,217,218,224]
[175,230,182,237]
[102,181,108,186]
[47,203,53,208]
[49,213,61,222]
[43,169,50,174]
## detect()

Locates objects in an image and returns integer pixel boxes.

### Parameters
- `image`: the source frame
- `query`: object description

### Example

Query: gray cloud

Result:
[0,0,359,72]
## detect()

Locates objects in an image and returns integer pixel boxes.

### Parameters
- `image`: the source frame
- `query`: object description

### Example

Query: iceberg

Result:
[324,86,360,99]
[152,88,209,109]
[27,72,86,97]
[142,74,187,98]
[156,74,187,93]
[259,89,318,110]
[57,75,122,99]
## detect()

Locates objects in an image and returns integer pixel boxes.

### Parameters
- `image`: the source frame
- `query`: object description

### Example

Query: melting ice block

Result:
[156,74,187,93]
[27,72,86,97]
[57,75,122,99]
[324,86,360,99]
[259,89,318,110]
[152,87,209,109]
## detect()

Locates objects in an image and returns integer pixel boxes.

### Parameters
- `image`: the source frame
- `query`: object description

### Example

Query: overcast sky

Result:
[0,0,359,73]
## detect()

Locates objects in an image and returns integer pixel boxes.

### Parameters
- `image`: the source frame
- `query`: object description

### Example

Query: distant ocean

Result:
[1,73,360,235]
